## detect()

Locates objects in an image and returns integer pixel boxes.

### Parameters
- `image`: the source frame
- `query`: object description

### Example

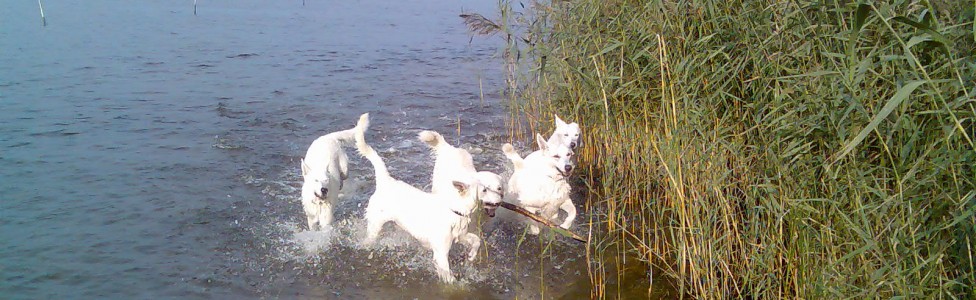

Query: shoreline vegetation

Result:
[467,0,975,298]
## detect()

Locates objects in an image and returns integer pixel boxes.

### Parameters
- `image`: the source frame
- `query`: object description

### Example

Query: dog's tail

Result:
[332,113,371,145]
[501,143,524,170]
[354,113,390,179]
[417,130,449,152]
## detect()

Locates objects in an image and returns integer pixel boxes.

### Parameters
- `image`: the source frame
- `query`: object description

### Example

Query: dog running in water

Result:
[525,114,581,162]
[356,114,485,283]
[300,113,369,231]
[502,133,576,235]
[418,130,503,218]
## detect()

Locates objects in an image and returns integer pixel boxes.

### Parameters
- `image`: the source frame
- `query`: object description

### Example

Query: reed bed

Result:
[481,0,975,298]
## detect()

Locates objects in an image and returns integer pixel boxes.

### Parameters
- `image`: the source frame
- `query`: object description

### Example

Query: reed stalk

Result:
[37,0,46,26]
[472,0,976,298]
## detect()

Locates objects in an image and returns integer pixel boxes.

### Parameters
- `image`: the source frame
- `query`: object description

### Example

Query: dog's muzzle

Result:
[315,187,328,199]
[556,165,574,178]
[482,202,500,217]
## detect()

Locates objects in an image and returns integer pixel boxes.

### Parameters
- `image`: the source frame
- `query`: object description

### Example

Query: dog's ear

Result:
[301,159,310,177]
[452,181,469,195]
[535,133,549,152]
[554,114,566,127]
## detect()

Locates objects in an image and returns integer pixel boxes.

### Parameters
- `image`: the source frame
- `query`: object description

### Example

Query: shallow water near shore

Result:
[0,0,662,298]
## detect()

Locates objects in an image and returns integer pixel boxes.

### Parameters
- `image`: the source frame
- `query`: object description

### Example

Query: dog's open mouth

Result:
[555,167,573,178]
[482,202,500,217]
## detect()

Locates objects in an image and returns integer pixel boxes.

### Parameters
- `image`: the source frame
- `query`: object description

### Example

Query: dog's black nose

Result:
[320,187,328,196]
[564,165,574,173]
[570,142,577,149]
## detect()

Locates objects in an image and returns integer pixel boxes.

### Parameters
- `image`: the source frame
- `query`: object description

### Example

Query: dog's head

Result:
[553,114,581,149]
[537,133,575,177]
[449,177,483,213]
[301,159,333,202]
[475,171,503,217]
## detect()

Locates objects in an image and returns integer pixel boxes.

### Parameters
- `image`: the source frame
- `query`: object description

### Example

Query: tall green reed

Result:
[477,0,975,298]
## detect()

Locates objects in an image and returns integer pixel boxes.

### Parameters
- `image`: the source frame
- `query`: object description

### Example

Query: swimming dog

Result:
[356,115,484,283]
[502,133,576,235]
[300,113,369,231]
[418,130,503,218]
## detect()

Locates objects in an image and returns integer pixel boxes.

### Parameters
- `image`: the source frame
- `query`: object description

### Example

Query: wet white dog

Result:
[524,114,581,162]
[356,115,484,283]
[300,113,369,231]
[418,130,503,218]
[551,114,581,149]
[502,133,576,235]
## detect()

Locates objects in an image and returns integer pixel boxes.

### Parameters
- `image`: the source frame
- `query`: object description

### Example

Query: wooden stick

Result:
[499,201,587,242]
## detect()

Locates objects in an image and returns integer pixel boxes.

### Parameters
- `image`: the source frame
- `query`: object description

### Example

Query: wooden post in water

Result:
[37,0,46,26]
[193,0,197,15]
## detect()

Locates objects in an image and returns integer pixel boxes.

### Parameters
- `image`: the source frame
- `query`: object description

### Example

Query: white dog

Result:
[300,113,369,231]
[524,114,581,162]
[502,133,576,235]
[356,115,484,283]
[549,114,580,149]
[418,130,503,218]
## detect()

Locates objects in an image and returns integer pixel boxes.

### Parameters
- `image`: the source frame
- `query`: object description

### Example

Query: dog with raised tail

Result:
[417,130,503,218]
[356,115,484,283]
[300,113,370,231]
[502,133,576,235]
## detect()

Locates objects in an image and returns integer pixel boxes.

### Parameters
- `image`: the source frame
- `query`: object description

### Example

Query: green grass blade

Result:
[834,81,926,162]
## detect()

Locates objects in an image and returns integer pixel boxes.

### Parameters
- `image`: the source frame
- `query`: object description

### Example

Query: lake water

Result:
[0,0,609,298]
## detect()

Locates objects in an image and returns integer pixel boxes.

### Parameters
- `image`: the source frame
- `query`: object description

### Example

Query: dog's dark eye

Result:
[552,155,559,159]
[482,188,488,193]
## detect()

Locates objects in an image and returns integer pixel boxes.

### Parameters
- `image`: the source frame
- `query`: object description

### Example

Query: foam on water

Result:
[285,223,335,256]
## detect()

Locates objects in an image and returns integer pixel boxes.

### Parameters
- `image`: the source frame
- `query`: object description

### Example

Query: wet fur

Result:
[525,114,581,162]
[300,113,369,231]
[357,115,483,283]
[418,130,503,218]
[502,134,576,235]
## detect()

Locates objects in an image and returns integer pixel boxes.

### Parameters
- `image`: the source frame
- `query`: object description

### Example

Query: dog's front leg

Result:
[431,243,455,283]
[525,207,542,235]
[558,200,577,229]
[320,203,334,228]
[307,215,320,231]
[461,233,481,261]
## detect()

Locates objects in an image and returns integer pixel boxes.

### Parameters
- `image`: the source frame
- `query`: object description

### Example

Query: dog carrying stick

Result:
[499,201,587,242]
